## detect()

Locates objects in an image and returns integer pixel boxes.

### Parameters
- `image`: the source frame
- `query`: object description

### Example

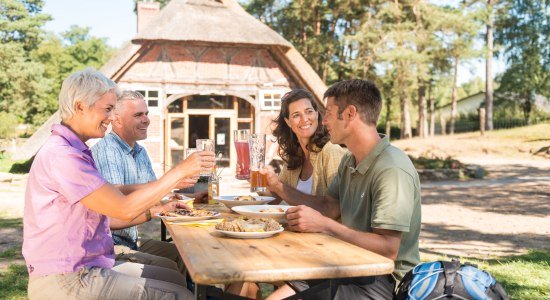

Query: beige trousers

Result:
[115,238,186,276]
[28,261,192,300]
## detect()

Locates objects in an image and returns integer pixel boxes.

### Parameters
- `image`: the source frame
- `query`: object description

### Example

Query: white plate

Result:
[155,212,221,222]
[214,227,284,239]
[215,195,275,208]
[231,205,293,220]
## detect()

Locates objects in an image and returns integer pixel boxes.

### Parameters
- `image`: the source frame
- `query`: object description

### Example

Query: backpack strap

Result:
[441,260,461,296]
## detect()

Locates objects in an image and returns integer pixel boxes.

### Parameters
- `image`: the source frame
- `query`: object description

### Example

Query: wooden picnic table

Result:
[163,204,394,299]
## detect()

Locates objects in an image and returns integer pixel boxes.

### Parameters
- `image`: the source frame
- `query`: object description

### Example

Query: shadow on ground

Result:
[420,223,550,257]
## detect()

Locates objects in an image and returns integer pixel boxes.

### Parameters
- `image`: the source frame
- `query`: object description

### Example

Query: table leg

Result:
[161,222,167,241]
[195,284,207,300]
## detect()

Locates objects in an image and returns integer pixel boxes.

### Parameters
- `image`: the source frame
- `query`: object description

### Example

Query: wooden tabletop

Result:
[164,205,394,285]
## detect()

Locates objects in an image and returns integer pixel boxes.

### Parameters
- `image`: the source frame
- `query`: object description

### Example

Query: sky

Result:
[42,0,505,86]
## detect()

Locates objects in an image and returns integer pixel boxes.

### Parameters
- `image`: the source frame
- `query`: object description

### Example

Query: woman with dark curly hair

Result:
[271,88,346,204]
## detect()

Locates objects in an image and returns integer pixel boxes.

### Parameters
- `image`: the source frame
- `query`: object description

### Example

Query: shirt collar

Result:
[107,131,143,156]
[51,124,90,154]
[346,134,390,175]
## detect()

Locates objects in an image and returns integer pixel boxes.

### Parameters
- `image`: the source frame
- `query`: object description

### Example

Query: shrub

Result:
[0,112,20,139]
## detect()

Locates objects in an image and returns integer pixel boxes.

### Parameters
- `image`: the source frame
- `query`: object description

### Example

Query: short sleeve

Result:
[371,168,416,232]
[51,151,107,205]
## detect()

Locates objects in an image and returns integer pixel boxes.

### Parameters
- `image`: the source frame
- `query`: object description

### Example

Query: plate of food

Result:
[214,217,284,239]
[215,195,276,208]
[231,205,293,220]
[156,208,220,222]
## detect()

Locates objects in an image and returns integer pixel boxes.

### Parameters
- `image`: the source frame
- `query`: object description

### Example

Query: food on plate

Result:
[259,207,285,213]
[233,195,256,201]
[215,218,281,232]
[159,208,216,217]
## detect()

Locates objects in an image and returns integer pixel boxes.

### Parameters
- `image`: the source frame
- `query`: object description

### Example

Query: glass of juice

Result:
[249,133,267,192]
[233,129,250,180]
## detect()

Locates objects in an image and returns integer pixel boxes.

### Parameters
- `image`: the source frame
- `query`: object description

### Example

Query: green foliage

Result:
[0,112,20,139]
[0,0,114,131]
[9,156,33,174]
[0,264,28,300]
[409,155,464,170]
[495,0,549,123]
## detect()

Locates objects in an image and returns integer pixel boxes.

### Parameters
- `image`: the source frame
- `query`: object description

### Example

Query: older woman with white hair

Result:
[23,68,213,299]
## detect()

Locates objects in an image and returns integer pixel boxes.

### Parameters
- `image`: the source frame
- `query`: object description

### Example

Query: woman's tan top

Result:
[279,142,347,197]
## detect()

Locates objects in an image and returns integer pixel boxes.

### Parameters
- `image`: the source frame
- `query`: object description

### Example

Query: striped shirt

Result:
[91,132,156,250]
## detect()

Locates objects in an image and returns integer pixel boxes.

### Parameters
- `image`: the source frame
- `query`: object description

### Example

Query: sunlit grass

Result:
[421,250,550,299]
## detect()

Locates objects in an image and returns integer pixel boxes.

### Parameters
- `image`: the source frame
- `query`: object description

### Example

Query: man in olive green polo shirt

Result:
[263,79,421,299]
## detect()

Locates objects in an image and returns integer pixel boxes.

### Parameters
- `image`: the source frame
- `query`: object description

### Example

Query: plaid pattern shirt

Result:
[91,132,157,250]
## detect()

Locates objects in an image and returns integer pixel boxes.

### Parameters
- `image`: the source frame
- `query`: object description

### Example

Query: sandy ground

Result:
[1,153,549,270]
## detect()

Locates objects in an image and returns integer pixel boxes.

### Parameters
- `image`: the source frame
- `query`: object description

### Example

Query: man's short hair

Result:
[115,90,146,114]
[323,79,382,125]
[58,68,119,121]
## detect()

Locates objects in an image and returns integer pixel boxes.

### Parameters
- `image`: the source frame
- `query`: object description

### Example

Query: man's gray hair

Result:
[58,68,119,121]
[115,90,146,114]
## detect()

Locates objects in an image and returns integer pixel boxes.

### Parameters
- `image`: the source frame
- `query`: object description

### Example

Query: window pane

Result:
[187,95,232,109]
[171,150,183,167]
[149,90,159,98]
[170,118,184,146]
[238,122,251,130]
[238,98,252,118]
[148,100,158,107]
[168,98,183,113]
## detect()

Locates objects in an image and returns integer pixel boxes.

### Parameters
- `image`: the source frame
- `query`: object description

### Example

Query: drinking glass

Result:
[233,129,250,180]
[249,133,267,192]
[196,139,214,175]
[185,148,198,158]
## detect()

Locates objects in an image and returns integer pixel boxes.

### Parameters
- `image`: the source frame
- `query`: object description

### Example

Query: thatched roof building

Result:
[16,0,326,175]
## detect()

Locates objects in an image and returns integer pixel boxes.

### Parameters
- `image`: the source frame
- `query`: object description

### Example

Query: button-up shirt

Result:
[23,124,114,276]
[91,132,157,250]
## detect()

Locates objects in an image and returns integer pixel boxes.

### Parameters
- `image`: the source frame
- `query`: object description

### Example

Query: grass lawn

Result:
[421,250,550,299]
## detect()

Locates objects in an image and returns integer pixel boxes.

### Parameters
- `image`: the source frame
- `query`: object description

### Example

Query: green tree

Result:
[0,0,52,125]
[31,26,114,125]
[438,4,482,134]
[495,0,549,124]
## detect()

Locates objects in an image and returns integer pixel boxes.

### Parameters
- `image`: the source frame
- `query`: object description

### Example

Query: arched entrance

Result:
[164,94,255,172]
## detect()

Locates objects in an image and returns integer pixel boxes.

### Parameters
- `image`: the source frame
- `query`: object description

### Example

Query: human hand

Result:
[176,151,215,178]
[260,166,282,194]
[286,205,328,233]
[175,176,199,189]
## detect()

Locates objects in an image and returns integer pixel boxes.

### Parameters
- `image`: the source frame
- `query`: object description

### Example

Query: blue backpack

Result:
[395,260,508,300]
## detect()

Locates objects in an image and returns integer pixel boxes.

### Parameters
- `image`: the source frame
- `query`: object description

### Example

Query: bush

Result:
[0,112,20,139]
[9,156,34,174]
[409,155,464,170]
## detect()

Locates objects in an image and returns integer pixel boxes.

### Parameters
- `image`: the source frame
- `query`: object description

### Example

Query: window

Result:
[259,90,286,110]
[136,90,160,108]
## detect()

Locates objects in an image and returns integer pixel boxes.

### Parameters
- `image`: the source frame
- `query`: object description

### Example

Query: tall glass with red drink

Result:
[233,129,250,180]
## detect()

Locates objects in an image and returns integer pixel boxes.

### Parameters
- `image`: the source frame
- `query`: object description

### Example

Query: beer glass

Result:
[196,139,214,175]
[233,129,250,180]
[249,133,267,192]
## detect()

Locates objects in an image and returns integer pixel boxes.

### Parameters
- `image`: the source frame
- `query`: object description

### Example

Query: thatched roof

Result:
[18,0,326,161]
[132,0,292,48]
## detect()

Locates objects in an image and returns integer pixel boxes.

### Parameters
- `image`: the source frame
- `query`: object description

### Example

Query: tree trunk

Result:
[417,78,428,138]
[450,55,459,135]
[485,0,495,131]
[386,95,392,138]
[321,1,337,82]
[400,94,412,139]
[428,80,435,137]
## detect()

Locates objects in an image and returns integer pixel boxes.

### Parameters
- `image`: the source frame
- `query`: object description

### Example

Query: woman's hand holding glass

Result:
[176,150,216,180]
